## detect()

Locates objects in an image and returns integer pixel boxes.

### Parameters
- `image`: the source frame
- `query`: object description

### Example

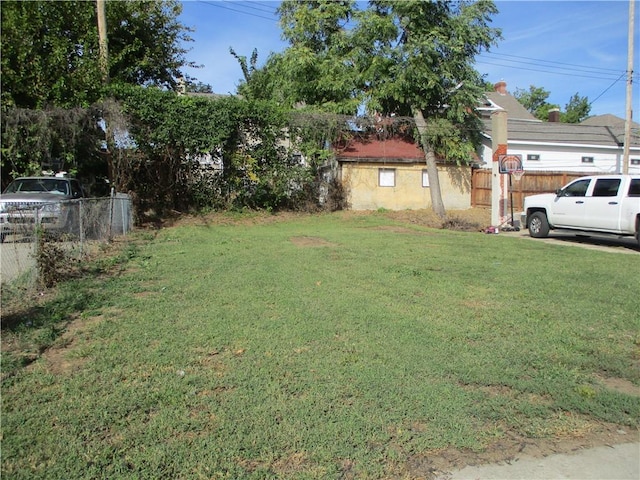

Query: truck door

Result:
[582,177,622,231]
[551,178,591,228]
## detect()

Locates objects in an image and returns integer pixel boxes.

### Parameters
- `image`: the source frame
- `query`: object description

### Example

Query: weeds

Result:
[35,236,74,287]
[441,215,482,232]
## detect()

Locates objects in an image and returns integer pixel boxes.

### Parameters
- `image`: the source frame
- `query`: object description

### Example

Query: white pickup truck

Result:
[522,175,640,246]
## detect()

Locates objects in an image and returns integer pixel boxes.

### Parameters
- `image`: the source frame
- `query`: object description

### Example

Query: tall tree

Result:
[353,0,501,217]
[1,0,194,109]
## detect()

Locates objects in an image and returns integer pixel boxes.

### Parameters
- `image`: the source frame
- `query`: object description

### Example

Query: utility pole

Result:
[96,0,115,201]
[97,0,109,84]
[623,0,635,174]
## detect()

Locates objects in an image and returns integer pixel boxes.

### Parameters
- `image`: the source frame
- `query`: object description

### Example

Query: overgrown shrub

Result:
[36,236,77,288]
[4,87,354,217]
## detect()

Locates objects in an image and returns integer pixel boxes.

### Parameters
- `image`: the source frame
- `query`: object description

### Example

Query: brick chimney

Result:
[494,80,507,95]
[548,108,561,122]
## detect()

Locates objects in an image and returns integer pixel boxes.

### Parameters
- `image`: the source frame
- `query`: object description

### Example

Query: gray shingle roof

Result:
[482,118,640,148]
[482,92,539,121]
[580,114,639,130]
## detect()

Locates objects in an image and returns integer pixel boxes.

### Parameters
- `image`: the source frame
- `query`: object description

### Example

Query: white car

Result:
[522,175,640,246]
[0,177,86,242]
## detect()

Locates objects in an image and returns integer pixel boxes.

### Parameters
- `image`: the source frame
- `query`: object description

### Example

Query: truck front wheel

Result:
[528,212,550,238]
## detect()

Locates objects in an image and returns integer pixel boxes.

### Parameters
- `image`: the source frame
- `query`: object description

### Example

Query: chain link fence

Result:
[1,194,133,287]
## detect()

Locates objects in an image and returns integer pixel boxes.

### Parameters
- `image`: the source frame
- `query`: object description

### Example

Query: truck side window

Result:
[562,179,590,197]
[592,178,621,197]
[629,179,640,197]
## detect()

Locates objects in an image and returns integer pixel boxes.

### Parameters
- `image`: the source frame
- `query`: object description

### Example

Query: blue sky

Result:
[178,0,639,119]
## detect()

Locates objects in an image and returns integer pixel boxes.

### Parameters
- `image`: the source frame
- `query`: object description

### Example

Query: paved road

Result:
[445,442,640,480]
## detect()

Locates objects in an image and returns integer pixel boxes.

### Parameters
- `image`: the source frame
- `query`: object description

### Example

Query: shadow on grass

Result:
[1,285,101,379]
[1,239,138,379]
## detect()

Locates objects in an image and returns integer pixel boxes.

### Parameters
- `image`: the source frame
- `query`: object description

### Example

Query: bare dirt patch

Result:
[168,208,493,231]
[290,236,337,247]
[170,210,308,228]
[365,208,491,231]
[38,314,106,375]
[594,374,640,397]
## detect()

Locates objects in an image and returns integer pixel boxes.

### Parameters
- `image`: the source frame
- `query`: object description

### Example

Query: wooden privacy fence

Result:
[471,170,592,211]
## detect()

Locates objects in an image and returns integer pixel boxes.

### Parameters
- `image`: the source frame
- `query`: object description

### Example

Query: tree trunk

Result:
[412,106,446,218]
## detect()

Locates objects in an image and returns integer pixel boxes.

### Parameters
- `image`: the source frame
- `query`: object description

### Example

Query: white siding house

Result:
[478,82,640,174]
[480,119,640,174]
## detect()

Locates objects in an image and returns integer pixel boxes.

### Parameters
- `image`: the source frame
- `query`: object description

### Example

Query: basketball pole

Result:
[491,110,508,226]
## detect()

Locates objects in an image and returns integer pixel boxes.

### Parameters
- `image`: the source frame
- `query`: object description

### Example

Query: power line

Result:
[476,59,633,83]
[589,72,627,106]
[482,52,625,75]
[482,56,625,80]
[198,0,277,22]
[236,1,279,15]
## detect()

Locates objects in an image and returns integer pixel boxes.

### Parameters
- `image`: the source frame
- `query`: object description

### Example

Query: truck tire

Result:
[528,212,550,238]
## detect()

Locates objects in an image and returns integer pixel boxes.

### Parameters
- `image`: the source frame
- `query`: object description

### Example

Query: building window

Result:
[379,168,396,187]
[581,156,594,164]
[422,170,430,187]
[631,159,640,166]
[527,154,540,161]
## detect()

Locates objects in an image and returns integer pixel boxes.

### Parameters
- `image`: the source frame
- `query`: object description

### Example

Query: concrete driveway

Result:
[446,441,639,480]
[499,229,640,254]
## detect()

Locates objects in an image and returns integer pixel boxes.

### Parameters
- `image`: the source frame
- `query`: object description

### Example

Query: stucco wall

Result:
[341,162,471,211]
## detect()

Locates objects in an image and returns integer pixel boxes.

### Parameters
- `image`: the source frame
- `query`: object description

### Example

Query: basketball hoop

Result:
[512,169,525,181]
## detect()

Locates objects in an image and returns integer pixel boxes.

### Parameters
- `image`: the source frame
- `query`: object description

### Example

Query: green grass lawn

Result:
[2,212,639,479]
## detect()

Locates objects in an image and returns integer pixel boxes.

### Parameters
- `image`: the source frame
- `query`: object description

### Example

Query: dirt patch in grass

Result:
[290,236,338,247]
[169,208,493,231]
[595,374,640,397]
[170,210,308,228]
[37,313,106,375]
[380,208,491,230]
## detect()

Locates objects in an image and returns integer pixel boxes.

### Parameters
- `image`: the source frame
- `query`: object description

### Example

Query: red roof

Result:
[336,136,424,159]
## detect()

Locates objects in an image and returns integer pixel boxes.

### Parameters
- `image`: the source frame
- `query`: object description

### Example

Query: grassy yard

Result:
[2,211,639,479]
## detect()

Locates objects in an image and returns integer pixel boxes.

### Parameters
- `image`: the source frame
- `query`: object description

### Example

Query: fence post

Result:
[34,208,41,285]
[108,187,115,242]
[79,199,85,254]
